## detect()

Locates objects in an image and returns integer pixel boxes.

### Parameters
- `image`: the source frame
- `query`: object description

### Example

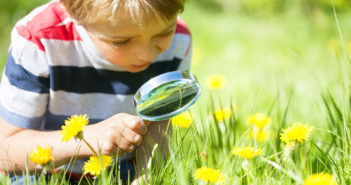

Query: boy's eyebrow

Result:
[106,20,178,40]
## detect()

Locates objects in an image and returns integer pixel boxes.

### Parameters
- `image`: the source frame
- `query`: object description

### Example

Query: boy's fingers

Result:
[102,135,129,155]
[132,134,142,146]
[112,135,135,153]
[123,117,147,134]
[119,126,143,145]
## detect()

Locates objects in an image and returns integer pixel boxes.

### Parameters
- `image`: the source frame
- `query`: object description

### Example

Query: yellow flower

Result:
[29,146,54,165]
[214,108,231,122]
[193,166,225,183]
[249,130,269,142]
[83,155,113,176]
[232,147,261,159]
[348,42,351,57]
[280,122,314,143]
[171,111,193,128]
[304,173,337,185]
[61,114,89,142]
[247,113,271,128]
[205,74,226,89]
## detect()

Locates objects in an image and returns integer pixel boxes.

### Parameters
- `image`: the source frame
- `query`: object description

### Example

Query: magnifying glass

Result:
[134,71,201,121]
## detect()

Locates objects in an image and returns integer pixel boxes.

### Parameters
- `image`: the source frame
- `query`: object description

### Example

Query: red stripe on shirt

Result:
[176,18,191,36]
[36,22,81,41]
[16,26,46,51]
[16,1,81,51]
[176,18,192,57]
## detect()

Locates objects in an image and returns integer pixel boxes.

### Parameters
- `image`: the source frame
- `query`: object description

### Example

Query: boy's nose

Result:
[137,42,160,62]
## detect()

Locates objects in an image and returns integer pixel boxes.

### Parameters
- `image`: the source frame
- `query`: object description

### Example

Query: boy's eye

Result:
[112,39,130,47]
[110,29,174,47]
[158,29,175,38]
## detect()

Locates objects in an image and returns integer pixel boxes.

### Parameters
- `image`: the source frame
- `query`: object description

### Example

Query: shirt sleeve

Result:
[174,17,192,72]
[0,27,50,129]
[177,44,192,72]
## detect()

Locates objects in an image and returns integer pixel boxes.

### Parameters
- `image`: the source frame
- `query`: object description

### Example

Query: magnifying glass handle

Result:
[143,120,152,126]
[142,119,170,125]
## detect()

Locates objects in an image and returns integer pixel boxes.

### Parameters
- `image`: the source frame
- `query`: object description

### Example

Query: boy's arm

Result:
[0,113,147,173]
[134,120,172,181]
[0,118,88,173]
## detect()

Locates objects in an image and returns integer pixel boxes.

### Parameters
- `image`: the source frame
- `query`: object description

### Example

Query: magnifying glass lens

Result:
[137,80,200,119]
[134,71,201,121]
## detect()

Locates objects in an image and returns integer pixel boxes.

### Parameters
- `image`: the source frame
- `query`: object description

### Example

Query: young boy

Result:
[0,0,192,184]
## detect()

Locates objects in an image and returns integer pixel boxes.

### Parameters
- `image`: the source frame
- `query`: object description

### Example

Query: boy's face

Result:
[84,10,177,73]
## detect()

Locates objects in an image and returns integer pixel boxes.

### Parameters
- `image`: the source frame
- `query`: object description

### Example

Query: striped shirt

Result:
[0,1,192,173]
[0,0,192,131]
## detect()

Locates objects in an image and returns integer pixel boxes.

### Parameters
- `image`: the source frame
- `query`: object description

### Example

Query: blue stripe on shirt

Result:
[6,52,181,94]
[0,102,43,129]
[5,49,50,93]
[50,57,182,94]
[44,112,102,130]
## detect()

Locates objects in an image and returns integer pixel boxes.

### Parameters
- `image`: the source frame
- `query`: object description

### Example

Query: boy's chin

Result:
[125,66,149,73]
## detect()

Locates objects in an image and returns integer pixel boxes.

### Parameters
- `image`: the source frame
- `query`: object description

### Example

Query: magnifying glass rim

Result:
[134,71,197,104]
[134,71,201,121]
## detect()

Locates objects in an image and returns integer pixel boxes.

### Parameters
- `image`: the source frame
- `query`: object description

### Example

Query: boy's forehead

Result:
[86,12,177,39]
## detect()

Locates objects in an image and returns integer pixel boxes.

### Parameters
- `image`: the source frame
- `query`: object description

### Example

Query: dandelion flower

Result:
[247,113,271,128]
[171,111,193,128]
[214,108,231,122]
[61,114,89,142]
[205,74,226,90]
[29,146,54,165]
[232,147,261,160]
[249,130,269,142]
[304,173,337,185]
[83,155,113,176]
[280,123,314,143]
[193,166,225,183]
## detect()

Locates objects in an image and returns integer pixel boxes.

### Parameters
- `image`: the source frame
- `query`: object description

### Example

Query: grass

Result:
[1,0,351,184]
[182,1,351,122]
[177,2,351,184]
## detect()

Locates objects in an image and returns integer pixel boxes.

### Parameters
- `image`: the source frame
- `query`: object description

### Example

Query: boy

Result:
[0,0,192,184]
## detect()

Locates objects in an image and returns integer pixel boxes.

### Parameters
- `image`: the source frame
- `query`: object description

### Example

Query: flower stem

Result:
[82,138,98,156]
[242,159,250,185]
[299,143,306,177]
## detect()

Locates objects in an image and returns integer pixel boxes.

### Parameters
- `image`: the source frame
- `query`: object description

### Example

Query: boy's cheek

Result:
[157,36,174,52]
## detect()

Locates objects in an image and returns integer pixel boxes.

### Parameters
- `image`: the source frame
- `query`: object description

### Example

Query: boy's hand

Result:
[86,113,150,156]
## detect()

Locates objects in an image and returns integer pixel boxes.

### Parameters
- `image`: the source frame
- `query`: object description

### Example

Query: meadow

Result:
[1,0,351,184]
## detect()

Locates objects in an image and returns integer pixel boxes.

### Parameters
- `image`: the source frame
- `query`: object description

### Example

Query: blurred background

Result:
[0,0,350,125]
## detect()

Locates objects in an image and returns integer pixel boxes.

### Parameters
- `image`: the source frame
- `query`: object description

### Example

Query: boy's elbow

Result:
[0,117,26,140]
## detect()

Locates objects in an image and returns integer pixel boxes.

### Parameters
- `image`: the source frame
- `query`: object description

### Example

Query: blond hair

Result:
[60,0,186,26]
